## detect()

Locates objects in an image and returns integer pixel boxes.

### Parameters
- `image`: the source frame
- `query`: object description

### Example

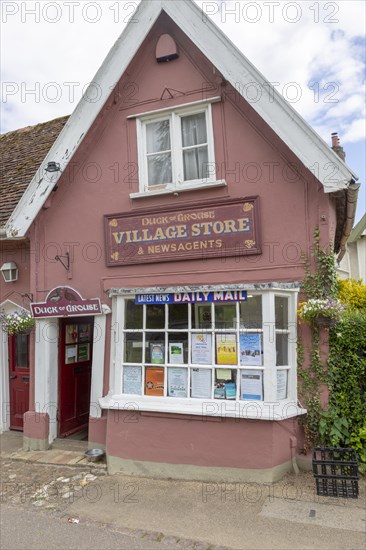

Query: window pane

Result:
[146,305,165,329]
[191,368,212,398]
[181,113,207,147]
[276,333,289,366]
[277,370,288,400]
[168,333,188,364]
[168,304,188,329]
[275,296,288,329]
[145,334,165,363]
[183,146,209,181]
[124,333,143,363]
[239,333,263,366]
[146,119,170,153]
[214,368,237,399]
[123,366,142,395]
[125,300,143,329]
[215,305,237,329]
[168,367,188,397]
[191,304,212,329]
[15,334,28,368]
[145,366,164,396]
[147,153,172,186]
[239,296,262,329]
[216,333,237,365]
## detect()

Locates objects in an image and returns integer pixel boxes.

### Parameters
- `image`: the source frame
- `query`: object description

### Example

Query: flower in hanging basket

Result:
[0,309,35,336]
[297,298,345,326]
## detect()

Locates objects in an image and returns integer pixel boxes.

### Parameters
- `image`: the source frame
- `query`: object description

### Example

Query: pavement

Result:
[1,431,365,550]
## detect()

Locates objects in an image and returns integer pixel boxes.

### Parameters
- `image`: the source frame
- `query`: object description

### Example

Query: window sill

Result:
[129,179,227,199]
[99,395,306,421]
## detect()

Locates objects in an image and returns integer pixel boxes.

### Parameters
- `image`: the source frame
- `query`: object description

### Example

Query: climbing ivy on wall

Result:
[298,229,366,470]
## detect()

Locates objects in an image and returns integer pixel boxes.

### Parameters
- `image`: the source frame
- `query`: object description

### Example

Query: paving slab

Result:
[260,496,366,533]
[64,473,366,550]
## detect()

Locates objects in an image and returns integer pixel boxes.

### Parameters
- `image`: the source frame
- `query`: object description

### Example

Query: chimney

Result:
[331,132,346,161]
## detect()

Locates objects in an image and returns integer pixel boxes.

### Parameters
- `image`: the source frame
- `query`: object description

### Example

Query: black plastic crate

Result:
[312,447,359,499]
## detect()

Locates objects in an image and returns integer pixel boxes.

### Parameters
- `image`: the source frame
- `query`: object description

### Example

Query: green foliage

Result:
[321,309,366,469]
[298,229,366,470]
[302,227,338,300]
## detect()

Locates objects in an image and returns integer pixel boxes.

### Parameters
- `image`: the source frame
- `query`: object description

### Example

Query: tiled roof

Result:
[0,115,68,228]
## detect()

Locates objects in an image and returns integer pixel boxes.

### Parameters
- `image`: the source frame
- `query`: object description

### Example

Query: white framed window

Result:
[101,288,305,421]
[135,102,222,195]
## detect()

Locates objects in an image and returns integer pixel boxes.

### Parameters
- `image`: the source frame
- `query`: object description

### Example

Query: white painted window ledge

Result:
[129,180,227,199]
[99,395,306,421]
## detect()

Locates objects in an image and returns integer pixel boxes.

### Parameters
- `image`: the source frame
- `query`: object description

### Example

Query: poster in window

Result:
[78,343,90,362]
[169,343,184,364]
[65,345,77,364]
[240,370,263,400]
[191,368,212,398]
[66,324,78,344]
[150,343,165,364]
[214,368,236,399]
[277,369,288,400]
[191,334,212,364]
[239,333,262,366]
[168,367,187,398]
[78,324,91,342]
[145,367,164,396]
[216,334,237,365]
[123,366,142,395]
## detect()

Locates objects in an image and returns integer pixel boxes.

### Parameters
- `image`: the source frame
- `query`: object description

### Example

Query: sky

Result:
[1,0,365,221]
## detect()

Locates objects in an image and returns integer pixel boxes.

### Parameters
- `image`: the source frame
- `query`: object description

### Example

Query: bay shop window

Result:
[107,289,301,418]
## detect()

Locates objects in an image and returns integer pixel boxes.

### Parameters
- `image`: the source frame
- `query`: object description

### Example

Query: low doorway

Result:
[59,317,94,437]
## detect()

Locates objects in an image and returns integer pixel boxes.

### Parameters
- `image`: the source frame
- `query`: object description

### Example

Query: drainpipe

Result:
[337,183,360,262]
[330,133,360,262]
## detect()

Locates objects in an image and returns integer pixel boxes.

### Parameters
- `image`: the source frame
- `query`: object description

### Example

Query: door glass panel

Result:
[15,334,28,368]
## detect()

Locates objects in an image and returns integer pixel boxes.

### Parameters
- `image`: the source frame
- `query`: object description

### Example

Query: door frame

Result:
[0,300,30,433]
[58,316,94,437]
[34,312,108,444]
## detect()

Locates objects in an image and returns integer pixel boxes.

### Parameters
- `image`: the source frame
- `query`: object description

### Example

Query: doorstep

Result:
[2,448,106,469]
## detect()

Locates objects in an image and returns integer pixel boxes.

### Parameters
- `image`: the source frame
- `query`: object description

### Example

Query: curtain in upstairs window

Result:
[181,113,209,181]
[146,119,172,186]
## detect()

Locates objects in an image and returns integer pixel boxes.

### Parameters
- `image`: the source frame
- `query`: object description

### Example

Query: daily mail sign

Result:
[135,291,248,305]
[105,197,260,266]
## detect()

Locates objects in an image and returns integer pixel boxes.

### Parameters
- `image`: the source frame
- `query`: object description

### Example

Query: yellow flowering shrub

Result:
[337,278,366,310]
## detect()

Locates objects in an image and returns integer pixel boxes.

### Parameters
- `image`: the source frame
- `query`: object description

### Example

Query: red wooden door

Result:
[8,333,30,430]
[59,317,94,437]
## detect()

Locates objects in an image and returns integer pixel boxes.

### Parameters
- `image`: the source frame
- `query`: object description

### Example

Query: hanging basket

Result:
[314,314,337,328]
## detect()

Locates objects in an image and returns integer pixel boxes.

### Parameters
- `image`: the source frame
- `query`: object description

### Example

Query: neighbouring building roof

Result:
[5,0,358,239]
[0,115,68,228]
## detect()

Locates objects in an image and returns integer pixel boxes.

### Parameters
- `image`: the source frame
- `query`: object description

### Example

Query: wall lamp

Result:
[1,262,19,282]
[45,161,61,173]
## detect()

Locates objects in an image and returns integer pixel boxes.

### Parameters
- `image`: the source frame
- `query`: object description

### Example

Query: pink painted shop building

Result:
[0,0,359,481]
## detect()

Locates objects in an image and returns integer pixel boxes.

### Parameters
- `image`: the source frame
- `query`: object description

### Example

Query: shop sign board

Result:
[31,286,102,318]
[105,197,260,266]
[135,290,247,305]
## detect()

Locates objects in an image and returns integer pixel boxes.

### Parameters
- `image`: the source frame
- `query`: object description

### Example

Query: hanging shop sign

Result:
[31,286,102,318]
[135,290,247,305]
[105,197,260,266]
